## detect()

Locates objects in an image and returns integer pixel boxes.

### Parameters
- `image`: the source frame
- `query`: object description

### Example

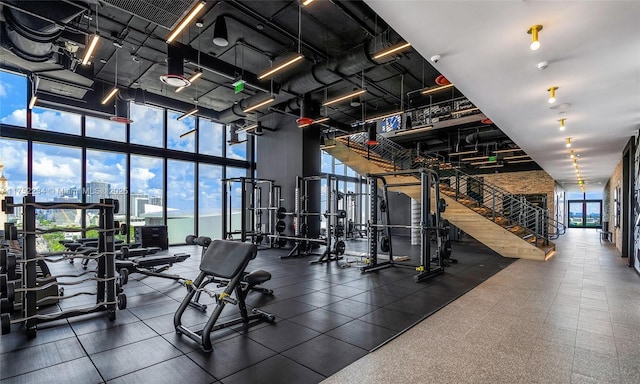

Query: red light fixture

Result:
[365,123,378,146]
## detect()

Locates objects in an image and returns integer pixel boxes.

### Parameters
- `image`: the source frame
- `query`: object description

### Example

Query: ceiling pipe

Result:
[465,129,505,144]
[117,88,220,121]
[1,0,85,62]
[217,39,378,124]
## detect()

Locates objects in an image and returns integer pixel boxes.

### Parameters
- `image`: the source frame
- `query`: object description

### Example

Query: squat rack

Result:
[362,168,446,283]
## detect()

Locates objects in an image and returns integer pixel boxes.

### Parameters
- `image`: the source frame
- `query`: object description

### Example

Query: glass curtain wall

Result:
[0,68,251,247]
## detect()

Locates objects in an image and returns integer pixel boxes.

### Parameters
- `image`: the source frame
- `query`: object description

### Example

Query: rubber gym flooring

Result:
[0,235,515,383]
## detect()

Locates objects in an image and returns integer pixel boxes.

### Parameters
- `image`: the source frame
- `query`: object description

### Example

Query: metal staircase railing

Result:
[336,133,563,248]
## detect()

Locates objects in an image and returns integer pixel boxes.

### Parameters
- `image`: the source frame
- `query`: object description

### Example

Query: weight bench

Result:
[174,240,274,352]
[115,253,190,283]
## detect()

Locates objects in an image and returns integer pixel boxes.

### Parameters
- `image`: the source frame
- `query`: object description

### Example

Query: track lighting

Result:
[166,1,206,43]
[527,25,543,51]
[101,87,118,105]
[323,89,366,106]
[421,83,454,95]
[559,118,566,131]
[243,96,275,113]
[177,107,198,121]
[258,54,304,80]
[212,15,229,47]
[82,34,100,65]
[372,42,411,60]
[548,86,558,103]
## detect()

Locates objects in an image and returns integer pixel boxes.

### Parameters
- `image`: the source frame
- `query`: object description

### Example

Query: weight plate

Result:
[438,198,447,213]
[185,235,197,245]
[276,220,286,233]
[300,223,308,236]
[0,250,6,271]
[255,234,264,244]
[276,207,287,220]
[337,210,347,218]
[278,238,288,248]
[0,274,7,298]
[334,240,346,256]
[380,236,390,253]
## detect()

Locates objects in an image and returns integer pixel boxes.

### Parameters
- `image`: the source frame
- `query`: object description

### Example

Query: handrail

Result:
[335,133,563,247]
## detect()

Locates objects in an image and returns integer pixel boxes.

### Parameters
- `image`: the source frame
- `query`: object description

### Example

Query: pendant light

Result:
[108,47,133,123]
[213,15,228,47]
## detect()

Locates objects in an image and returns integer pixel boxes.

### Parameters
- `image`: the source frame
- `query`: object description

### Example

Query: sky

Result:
[0,69,248,215]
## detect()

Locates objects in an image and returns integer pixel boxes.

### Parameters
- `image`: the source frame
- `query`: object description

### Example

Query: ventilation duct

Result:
[118,88,220,121]
[1,1,85,62]
[465,129,505,144]
[218,40,378,123]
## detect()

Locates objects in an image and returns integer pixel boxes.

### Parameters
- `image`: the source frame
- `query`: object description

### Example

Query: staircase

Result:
[324,133,563,260]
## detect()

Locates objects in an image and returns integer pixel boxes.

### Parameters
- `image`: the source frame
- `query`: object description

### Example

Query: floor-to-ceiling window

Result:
[567,191,603,228]
[0,68,251,246]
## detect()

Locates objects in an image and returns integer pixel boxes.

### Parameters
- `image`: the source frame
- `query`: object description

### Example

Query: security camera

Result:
[430,55,441,64]
[537,61,549,70]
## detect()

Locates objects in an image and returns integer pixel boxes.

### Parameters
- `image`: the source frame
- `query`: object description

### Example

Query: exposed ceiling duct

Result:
[217,40,378,124]
[1,0,84,62]
[117,87,220,121]
[465,128,505,144]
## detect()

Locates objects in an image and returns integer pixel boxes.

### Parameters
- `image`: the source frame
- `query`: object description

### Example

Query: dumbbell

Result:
[185,235,197,245]
[196,236,211,248]
[0,251,17,280]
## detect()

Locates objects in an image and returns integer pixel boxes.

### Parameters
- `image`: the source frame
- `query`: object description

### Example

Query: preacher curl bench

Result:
[174,240,274,352]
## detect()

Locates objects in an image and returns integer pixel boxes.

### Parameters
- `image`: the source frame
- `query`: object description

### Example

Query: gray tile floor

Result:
[323,229,640,384]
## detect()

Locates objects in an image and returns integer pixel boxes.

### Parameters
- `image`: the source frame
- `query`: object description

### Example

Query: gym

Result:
[1,1,639,383]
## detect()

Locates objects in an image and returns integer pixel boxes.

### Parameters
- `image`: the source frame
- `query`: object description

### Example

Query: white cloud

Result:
[131,167,155,181]
[0,82,7,98]
[32,157,76,178]
[0,108,27,126]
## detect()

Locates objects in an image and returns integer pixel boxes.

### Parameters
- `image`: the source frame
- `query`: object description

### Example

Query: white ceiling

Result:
[366,0,640,192]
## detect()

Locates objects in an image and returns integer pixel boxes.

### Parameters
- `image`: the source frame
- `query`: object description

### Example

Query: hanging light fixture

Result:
[372,41,411,60]
[565,137,571,148]
[548,86,558,103]
[559,118,566,131]
[323,89,366,106]
[258,2,305,80]
[243,96,275,113]
[302,0,315,6]
[365,123,378,146]
[296,94,315,125]
[82,5,100,65]
[177,107,199,121]
[421,83,454,95]
[101,47,120,105]
[28,75,39,110]
[569,150,575,159]
[160,43,190,87]
[212,15,229,47]
[527,25,543,51]
[166,1,206,43]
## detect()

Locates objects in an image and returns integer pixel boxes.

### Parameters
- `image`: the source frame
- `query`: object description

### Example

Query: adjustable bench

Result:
[116,253,190,284]
[174,240,274,352]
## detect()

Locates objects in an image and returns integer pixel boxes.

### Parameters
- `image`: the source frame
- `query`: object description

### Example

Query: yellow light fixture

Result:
[573,160,578,168]
[323,89,366,106]
[175,71,203,93]
[461,155,489,162]
[451,107,479,115]
[364,110,402,123]
[449,150,478,156]
[559,118,566,131]
[28,95,37,110]
[493,147,521,154]
[527,25,543,51]
[503,154,530,160]
[421,83,454,95]
[372,42,411,60]
[302,0,315,5]
[548,86,558,103]
[166,1,206,43]
[394,126,434,136]
[508,159,535,164]
[177,107,198,121]
[101,87,118,105]
[82,34,100,65]
[471,160,498,165]
[565,137,571,148]
[257,54,304,80]
[243,96,275,113]
[479,163,504,169]
[569,150,575,159]
[299,117,329,128]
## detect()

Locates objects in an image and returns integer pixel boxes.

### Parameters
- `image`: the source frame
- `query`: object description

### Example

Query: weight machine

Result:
[222,177,280,247]
[270,174,347,263]
[0,196,123,337]
[362,168,448,283]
